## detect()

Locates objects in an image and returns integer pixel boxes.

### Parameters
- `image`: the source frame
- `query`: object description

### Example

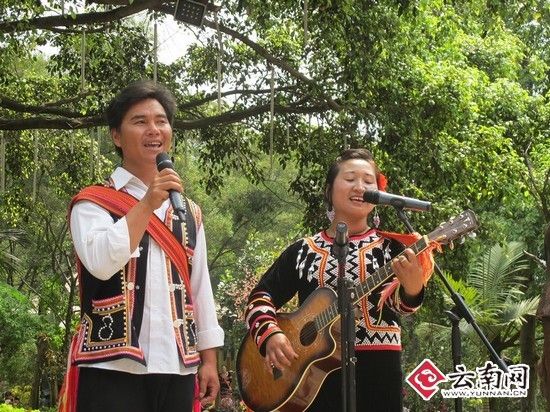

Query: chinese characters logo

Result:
[406,360,529,400]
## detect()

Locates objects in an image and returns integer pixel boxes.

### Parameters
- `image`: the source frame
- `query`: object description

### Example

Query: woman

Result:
[244,148,434,411]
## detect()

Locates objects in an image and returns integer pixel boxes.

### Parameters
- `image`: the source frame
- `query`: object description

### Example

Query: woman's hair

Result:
[323,148,380,210]
[105,79,177,157]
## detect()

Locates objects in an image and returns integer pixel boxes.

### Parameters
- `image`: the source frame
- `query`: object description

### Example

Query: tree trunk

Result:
[30,334,48,409]
[520,315,537,411]
[536,224,550,411]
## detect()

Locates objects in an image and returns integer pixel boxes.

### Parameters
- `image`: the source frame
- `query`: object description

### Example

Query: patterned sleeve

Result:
[245,292,283,356]
[244,240,303,355]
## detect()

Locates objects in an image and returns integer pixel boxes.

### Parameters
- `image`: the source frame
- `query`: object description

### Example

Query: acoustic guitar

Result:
[236,210,479,412]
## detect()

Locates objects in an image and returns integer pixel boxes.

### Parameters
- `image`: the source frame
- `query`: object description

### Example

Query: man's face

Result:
[111,98,173,171]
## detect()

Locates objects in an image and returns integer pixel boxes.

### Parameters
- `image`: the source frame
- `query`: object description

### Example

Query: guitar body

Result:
[236,287,342,412]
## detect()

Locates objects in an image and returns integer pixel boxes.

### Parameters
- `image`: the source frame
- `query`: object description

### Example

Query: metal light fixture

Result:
[173,0,212,27]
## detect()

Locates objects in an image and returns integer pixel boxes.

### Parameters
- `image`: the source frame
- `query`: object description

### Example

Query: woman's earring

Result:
[325,193,335,222]
[326,207,335,222]
[373,207,380,229]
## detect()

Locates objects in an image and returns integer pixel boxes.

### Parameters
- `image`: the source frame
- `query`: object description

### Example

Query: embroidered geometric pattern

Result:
[297,232,405,349]
[244,230,424,355]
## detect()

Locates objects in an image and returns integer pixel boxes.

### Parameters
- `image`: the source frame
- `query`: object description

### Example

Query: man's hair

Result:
[105,79,177,157]
[323,148,380,210]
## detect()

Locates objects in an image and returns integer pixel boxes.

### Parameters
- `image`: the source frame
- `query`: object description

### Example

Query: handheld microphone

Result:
[155,152,186,218]
[363,190,432,212]
[332,222,349,262]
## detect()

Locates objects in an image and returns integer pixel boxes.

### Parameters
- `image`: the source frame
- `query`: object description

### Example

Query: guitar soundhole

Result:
[300,321,317,346]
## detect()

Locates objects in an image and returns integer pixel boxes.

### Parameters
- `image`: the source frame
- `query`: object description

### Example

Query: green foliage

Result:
[176,149,304,280]
[417,241,539,361]
[0,283,40,383]
[1,0,550,409]
[215,233,286,359]
[48,22,155,108]
[0,403,39,412]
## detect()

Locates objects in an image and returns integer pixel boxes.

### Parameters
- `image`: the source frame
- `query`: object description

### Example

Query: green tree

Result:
[0,282,40,391]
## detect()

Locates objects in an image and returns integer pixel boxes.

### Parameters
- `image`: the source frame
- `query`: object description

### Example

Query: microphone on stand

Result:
[332,222,349,262]
[363,190,432,212]
[155,152,186,220]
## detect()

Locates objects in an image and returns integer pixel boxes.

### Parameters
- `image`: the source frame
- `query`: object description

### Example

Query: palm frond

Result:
[444,275,480,305]
[0,228,28,244]
[443,274,500,320]
[469,241,529,306]
[415,322,453,346]
[498,296,540,326]
[440,241,539,353]
[0,251,21,275]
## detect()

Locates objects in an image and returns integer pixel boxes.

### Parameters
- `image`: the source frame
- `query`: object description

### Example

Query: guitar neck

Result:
[315,236,429,331]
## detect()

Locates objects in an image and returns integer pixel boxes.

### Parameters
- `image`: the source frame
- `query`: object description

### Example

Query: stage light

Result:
[174,0,217,27]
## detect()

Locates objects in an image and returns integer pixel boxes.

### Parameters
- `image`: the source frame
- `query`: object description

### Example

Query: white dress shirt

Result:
[70,167,224,375]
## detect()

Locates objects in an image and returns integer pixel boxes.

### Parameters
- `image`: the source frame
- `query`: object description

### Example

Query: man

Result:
[60,80,224,412]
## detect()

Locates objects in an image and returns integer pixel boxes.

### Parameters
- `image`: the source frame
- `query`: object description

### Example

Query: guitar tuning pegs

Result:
[468,232,477,239]
[449,240,455,250]
[458,236,465,245]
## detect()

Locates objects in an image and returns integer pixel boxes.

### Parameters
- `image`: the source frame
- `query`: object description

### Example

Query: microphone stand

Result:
[333,222,356,412]
[392,207,508,397]
[445,307,463,412]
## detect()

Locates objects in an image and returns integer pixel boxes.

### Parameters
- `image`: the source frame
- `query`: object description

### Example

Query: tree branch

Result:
[173,101,330,129]
[0,94,86,117]
[209,217,250,271]
[154,3,342,112]
[0,115,104,131]
[180,86,298,110]
[524,250,547,270]
[0,102,329,131]
[1,86,298,121]
[44,91,95,107]
[0,0,162,33]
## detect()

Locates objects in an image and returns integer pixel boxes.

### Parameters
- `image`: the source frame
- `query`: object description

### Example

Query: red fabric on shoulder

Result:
[374,230,440,312]
[70,185,192,298]
[59,185,196,411]
[376,229,436,284]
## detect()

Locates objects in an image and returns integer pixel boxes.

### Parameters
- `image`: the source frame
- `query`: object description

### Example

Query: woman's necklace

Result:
[326,226,370,237]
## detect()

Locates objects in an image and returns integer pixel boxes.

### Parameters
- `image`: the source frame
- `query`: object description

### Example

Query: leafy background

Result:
[0,0,549,410]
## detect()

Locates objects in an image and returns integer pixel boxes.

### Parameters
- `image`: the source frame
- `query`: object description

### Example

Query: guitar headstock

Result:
[427,210,479,246]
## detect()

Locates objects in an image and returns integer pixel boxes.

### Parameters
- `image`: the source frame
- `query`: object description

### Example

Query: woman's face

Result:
[330,158,378,222]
